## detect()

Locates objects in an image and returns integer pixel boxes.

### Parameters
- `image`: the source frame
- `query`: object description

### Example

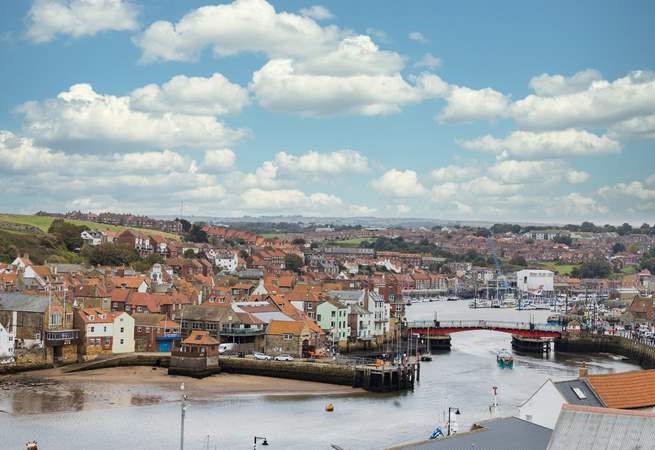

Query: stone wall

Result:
[219,357,356,386]
[555,333,655,369]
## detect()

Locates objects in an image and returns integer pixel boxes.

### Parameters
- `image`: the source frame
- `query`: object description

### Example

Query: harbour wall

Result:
[555,333,655,369]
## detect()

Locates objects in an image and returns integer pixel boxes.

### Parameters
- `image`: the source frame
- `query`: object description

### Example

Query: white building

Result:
[112,312,135,353]
[349,304,374,340]
[0,322,15,362]
[518,377,604,429]
[365,291,390,337]
[214,252,239,272]
[516,269,554,293]
[81,230,105,246]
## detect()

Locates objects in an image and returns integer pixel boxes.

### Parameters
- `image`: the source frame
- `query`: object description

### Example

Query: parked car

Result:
[253,352,272,360]
[274,354,294,361]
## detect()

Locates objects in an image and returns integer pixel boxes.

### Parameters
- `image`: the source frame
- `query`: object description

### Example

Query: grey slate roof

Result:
[328,289,364,304]
[181,305,228,322]
[547,405,655,450]
[0,293,50,313]
[553,379,605,407]
[392,417,552,450]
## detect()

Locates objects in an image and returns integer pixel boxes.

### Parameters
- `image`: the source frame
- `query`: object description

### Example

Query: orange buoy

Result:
[325,403,334,412]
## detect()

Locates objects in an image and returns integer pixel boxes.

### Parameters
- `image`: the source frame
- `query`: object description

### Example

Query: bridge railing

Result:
[407,320,562,333]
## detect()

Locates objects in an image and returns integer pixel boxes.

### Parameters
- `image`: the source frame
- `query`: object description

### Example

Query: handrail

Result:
[407,319,562,332]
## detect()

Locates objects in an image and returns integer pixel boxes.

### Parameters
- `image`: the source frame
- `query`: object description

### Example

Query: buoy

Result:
[325,403,334,412]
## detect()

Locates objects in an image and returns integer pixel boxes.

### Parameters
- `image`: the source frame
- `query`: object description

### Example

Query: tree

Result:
[612,242,626,254]
[284,253,304,273]
[553,235,572,246]
[187,224,208,243]
[176,218,192,233]
[509,255,527,266]
[617,223,633,236]
[48,219,89,251]
[82,243,139,266]
[292,238,306,246]
[183,249,199,259]
[580,221,597,232]
[571,259,611,279]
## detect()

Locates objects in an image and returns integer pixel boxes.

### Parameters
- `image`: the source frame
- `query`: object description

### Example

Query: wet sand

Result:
[36,366,361,395]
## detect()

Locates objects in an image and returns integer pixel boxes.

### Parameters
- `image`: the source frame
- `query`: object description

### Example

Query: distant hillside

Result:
[0,214,180,240]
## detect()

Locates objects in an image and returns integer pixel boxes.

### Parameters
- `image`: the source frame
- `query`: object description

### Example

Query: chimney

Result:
[579,362,588,379]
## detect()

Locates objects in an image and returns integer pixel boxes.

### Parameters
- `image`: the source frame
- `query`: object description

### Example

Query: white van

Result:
[219,343,237,354]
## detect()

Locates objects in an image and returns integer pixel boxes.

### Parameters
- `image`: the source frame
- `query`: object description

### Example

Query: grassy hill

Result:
[0,214,180,240]
[0,229,80,264]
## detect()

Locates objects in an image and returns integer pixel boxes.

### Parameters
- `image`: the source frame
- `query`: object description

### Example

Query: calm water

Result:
[0,301,640,450]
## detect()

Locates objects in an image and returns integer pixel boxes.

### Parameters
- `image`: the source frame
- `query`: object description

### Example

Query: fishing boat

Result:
[547,314,561,325]
[496,349,514,368]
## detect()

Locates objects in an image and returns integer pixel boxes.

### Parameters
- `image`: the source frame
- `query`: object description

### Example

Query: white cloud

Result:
[240,188,341,210]
[251,59,447,116]
[292,35,404,76]
[242,161,279,188]
[203,149,236,171]
[349,204,377,216]
[528,69,602,97]
[599,181,655,201]
[415,53,442,69]
[459,129,621,160]
[487,159,589,185]
[371,169,426,197]
[17,83,248,151]
[408,31,428,43]
[609,114,655,140]
[437,85,510,123]
[26,0,139,43]
[551,193,608,216]
[365,28,388,43]
[511,70,655,129]
[134,0,342,62]
[299,5,334,20]
[647,175,655,187]
[431,165,479,182]
[130,73,249,116]
[274,149,368,174]
[566,170,590,185]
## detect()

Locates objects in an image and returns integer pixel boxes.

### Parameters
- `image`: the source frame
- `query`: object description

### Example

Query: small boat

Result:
[420,354,433,362]
[547,314,561,325]
[325,403,334,412]
[496,349,514,368]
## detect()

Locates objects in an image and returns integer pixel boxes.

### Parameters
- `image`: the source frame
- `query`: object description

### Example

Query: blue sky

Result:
[1,0,654,224]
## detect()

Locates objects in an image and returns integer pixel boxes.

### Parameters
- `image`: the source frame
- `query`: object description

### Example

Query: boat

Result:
[496,349,514,368]
[547,314,561,325]
[420,354,433,362]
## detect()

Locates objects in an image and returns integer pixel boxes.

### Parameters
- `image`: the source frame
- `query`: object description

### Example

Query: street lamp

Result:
[180,383,188,450]
[253,436,269,449]
[447,407,461,436]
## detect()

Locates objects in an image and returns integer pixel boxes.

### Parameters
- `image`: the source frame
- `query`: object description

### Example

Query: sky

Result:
[1,0,654,224]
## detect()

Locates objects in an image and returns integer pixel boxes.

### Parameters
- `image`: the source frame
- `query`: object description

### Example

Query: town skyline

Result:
[1,1,654,223]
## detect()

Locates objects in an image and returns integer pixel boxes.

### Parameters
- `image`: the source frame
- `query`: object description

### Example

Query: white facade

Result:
[366,292,390,337]
[517,379,566,429]
[0,322,15,361]
[516,270,554,293]
[112,312,135,353]
[215,252,238,272]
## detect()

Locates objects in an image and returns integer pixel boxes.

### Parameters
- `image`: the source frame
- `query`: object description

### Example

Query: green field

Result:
[331,237,370,247]
[532,261,579,276]
[0,214,180,240]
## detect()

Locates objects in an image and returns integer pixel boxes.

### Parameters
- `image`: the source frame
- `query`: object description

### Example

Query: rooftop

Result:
[587,369,655,409]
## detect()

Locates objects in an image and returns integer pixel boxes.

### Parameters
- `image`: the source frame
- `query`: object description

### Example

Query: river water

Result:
[0,301,640,450]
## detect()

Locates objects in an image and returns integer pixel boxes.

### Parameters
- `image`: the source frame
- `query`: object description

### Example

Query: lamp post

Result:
[447,407,460,436]
[253,436,269,449]
[180,383,188,450]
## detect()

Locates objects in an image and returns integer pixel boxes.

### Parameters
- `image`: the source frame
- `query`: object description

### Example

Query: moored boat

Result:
[496,349,514,368]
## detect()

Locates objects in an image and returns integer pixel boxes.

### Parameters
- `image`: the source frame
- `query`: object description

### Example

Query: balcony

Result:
[219,327,265,336]
[44,329,80,346]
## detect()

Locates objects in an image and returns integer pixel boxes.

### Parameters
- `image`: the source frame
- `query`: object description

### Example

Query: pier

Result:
[555,333,655,369]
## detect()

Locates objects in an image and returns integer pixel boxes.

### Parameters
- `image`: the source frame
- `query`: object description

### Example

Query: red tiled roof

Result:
[587,369,655,409]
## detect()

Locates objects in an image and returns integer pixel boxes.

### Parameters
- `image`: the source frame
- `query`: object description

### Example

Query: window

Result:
[331,311,336,317]
[317,314,322,321]
[120,339,124,345]
[103,326,107,333]
[283,334,293,340]
[90,326,95,333]
[525,414,533,422]
[331,321,335,327]
[307,303,313,310]
[137,327,143,332]
[120,327,124,333]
